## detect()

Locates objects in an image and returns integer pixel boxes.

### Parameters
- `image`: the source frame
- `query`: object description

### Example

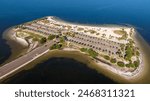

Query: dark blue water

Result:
[5,58,116,84]
[1,0,150,60]
[0,0,150,83]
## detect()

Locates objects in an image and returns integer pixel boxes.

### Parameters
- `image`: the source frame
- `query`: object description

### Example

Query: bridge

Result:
[0,41,55,81]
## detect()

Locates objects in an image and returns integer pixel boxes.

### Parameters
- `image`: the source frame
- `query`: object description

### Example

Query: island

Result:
[0,16,144,82]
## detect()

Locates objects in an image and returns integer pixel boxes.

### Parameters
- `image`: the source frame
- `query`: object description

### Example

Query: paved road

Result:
[0,41,55,80]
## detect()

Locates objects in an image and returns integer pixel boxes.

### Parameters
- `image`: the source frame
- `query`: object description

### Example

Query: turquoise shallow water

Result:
[0,0,150,83]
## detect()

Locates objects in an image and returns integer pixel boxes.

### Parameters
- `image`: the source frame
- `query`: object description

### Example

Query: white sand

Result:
[47,16,131,44]
[7,29,29,47]
[7,28,40,53]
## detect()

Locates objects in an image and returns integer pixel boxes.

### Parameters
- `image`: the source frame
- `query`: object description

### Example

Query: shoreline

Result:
[1,27,40,66]
[1,16,150,83]
[47,16,146,78]
[127,31,150,83]
[51,16,133,28]
[2,48,146,83]
[1,28,28,66]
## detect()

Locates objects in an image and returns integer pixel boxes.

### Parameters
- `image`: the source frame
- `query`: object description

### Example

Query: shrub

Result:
[48,35,55,40]
[126,62,135,68]
[33,37,39,41]
[50,44,62,50]
[40,37,47,44]
[136,51,140,56]
[126,64,130,68]
[134,60,140,68]
[88,48,98,58]
[104,55,110,60]
[117,61,125,67]
[110,58,117,63]
[60,36,65,43]
[124,45,133,61]
[80,48,88,52]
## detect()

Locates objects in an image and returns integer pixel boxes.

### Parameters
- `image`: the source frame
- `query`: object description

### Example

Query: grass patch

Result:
[88,30,96,34]
[77,27,84,31]
[114,29,128,40]
[16,30,44,42]
[114,30,127,35]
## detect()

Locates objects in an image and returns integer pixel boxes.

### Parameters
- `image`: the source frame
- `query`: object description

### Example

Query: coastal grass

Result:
[114,30,127,35]
[16,30,46,44]
[77,27,84,31]
[17,30,47,44]
[114,29,128,40]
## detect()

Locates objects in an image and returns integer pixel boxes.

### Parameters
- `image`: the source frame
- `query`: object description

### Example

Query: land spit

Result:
[1,16,150,83]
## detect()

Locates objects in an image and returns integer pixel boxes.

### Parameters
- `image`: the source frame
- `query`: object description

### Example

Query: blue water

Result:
[0,0,150,83]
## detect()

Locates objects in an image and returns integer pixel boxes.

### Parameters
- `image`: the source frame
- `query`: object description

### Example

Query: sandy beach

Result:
[1,28,34,66]
[3,28,28,47]
[126,31,150,83]
[0,49,140,83]
[0,28,27,65]
[47,17,146,78]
